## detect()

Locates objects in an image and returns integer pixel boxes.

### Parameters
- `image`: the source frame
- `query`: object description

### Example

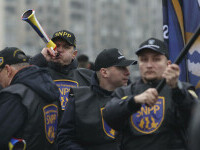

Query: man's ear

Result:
[5,65,13,77]
[167,60,172,66]
[100,68,109,78]
[72,50,78,59]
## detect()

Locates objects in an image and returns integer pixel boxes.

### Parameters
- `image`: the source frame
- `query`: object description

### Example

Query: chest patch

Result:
[54,79,78,110]
[131,96,165,134]
[101,107,116,139]
[43,104,58,143]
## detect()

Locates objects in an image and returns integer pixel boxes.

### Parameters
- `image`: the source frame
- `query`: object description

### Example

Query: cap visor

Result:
[135,46,165,55]
[115,59,137,67]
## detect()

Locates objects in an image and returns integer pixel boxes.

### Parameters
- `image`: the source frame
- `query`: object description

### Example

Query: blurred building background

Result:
[0,0,163,80]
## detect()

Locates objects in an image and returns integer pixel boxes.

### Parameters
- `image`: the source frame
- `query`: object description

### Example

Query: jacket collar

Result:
[91,73,113,96]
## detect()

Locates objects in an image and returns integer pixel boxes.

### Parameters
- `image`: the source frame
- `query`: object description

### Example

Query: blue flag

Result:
[163,0,200,97]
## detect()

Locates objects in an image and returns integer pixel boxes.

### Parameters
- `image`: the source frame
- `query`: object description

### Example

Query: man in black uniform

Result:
[57,48,137,150]
[0,47,60,150]
[103,38,198,150]
[30,30,93,110]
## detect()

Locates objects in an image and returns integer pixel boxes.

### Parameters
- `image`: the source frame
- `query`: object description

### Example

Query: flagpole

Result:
[156,25,200,92]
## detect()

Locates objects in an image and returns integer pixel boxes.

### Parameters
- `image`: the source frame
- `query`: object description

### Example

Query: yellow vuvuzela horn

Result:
[22,9,56,50]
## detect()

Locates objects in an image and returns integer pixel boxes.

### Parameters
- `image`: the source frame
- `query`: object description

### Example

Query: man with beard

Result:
[103,38,198,150]
[30,30,93,111]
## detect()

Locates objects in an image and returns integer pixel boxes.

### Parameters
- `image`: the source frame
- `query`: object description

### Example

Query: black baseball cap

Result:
[0,47,28,68]
[135,37,169,59]
[51,30,76,47]
[94,48,137,71]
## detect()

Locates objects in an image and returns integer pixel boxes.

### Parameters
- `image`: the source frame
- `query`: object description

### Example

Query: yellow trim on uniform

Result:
[121,96,128,100]
[100,107,115,139]
[188,90,198,99]
[0,57,4,66]
[54,79,79,87]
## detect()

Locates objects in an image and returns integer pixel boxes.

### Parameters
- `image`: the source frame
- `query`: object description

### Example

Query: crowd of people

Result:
[0,29,199,150]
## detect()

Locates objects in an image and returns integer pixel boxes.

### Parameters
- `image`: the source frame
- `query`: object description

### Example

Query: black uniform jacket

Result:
[57,73,121,150]
[188,102,200,150]
[30,53,93,110]
[103,78,198,150]
[0,65,60,150]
